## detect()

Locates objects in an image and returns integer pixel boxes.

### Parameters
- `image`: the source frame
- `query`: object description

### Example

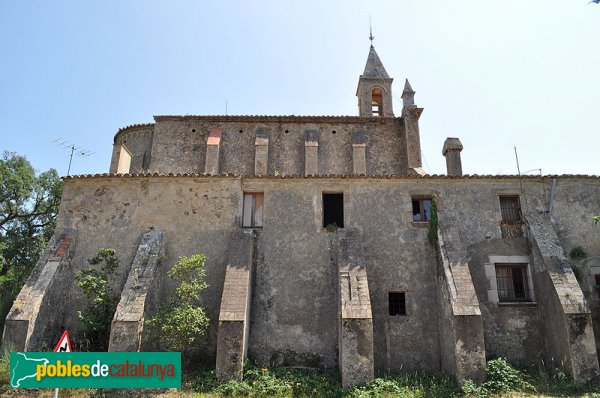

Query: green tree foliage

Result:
[76,248,119,351]
[147,253,210,356]
[0,151,62,331]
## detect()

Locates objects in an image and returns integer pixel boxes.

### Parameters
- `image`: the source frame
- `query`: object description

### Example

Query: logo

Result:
[10,352,181,389]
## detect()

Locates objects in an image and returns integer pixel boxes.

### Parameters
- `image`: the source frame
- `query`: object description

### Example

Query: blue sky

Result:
[1,1,598,176]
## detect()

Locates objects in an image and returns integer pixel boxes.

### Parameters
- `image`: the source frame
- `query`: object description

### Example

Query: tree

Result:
[76,248,119,351]
[146,254,210,359]
[0,151,62,330]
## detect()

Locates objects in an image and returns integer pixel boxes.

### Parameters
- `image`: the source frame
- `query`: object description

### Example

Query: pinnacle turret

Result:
[401,79,415,107]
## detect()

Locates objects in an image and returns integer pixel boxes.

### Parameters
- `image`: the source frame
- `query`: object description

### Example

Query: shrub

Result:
[325,223,339,233]
[569,246,587,259]
[216,379,253,397]
[76,248,119,351]
[462,358,534,397]
[146,254,210,357]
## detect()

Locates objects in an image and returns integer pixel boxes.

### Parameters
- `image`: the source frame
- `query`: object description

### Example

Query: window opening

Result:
[389,292,406,316]
[495,263,532,302]
[242,192,264,228]
[371,88,383,116]
[595,274,600,288]
[499,195,521,223]
[323,193,344,229]
[412,198,432,222]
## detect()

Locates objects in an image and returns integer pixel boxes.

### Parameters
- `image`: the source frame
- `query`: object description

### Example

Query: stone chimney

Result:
[442,137,463,177]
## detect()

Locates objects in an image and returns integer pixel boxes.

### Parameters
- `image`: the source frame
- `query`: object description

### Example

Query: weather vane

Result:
[369,16,374,46]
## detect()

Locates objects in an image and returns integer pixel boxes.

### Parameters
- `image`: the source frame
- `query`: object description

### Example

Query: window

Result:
[595,274,600,288]
[242,192,263,227]
[371,88,383,116]
[388,292,406,316]
[495,264,532,302]
[412,198,432,222]
[499,195,521,223]
[323,193,344,228]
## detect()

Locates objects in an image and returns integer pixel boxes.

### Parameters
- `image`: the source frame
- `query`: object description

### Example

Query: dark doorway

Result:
[323,193,344,228]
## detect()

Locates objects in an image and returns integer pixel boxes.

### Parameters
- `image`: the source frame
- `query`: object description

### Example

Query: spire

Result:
[403,79,415,94]
[362,46,390,79]
[357,45,393,117]
[402,79,415,106]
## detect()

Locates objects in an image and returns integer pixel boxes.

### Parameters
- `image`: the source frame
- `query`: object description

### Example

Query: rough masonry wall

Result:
[467,238,543,365]
[346,180,441,374]
[111,125,154,173]
[13,174,599,376]
[146,117,407,176]
[548,178,600,255]
[247,180,339,368]
[54,176,239,355]
[440,177,600,371]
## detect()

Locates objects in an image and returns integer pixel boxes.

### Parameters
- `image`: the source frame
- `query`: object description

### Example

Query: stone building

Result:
[3,44,600,387]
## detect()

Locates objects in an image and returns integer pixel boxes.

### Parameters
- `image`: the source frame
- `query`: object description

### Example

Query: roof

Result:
[63,173,600,181]
[362,46,390,79]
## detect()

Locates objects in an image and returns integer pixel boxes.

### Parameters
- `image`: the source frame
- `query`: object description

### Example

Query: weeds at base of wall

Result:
[0,344,11,386]
[461,358,599,398]
[462,358,533,397]
[2,362,600,397]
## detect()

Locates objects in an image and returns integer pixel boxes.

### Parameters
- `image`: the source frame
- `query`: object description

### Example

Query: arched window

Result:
[371,88,383,116]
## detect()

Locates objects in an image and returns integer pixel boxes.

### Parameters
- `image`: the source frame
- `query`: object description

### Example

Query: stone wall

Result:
[467,239,543,365]
[5,174,600,381]
[114,116,408,176]
[111,125,154,173]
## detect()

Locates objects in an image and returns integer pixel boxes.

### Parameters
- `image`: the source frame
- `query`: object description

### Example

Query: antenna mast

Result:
[52,139,94,176]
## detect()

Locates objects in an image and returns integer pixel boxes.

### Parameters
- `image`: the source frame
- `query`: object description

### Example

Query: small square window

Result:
[242,192,263,228]
[388,292,406,316]
[499,195,521,223]
[495,264,532,302]
[412,198,432,222]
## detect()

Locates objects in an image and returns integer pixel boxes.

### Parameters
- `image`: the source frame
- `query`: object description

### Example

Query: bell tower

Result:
[356,44,394,117]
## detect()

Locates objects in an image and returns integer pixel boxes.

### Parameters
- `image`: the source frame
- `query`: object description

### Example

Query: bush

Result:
[216,379,253,397]
[146,254,210,357]
[325,223,339,233]
[76,248,119,351]
[569,246,587,259]
[462,358,534,397]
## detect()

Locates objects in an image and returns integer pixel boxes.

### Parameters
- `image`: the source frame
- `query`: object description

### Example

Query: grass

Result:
[1,362,600,397]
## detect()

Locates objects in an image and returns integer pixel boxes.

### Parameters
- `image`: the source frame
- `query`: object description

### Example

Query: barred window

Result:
[495,264,532,302]
[499,195,521,223]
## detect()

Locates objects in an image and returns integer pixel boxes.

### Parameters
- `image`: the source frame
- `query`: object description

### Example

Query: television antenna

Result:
[52,139,94,176]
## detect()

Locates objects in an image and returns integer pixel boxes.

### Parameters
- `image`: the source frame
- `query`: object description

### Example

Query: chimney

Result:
[442,137,463,177]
